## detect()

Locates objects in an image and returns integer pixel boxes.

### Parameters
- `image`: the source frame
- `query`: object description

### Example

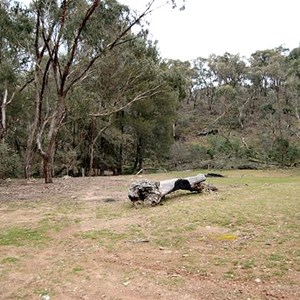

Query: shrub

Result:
[170,142,211,169]
[0,143,22,179]
[269,138,300,166]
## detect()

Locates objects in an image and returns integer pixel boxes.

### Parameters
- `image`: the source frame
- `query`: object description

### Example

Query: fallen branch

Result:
[128,173,214,206]
[125,239,150,243]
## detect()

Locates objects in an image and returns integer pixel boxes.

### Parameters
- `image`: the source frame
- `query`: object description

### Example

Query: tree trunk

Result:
[128,174,208,206]
[0,88,8,144]
[40,130,57,183]
[24,152,33,179]
[0,85,12,144]
[37,97,65,183]
[24,66,44,179]
[42,154,53,184]
[117,144,123,175]
[87,118,96,177]
[88,143,94,177]
[117,111,125,175]
[133,137,143,172]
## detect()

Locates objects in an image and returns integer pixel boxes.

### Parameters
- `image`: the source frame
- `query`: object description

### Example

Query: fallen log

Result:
[128,174,208,206]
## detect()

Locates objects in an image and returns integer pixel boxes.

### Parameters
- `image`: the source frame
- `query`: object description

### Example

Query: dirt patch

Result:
[0,173,300,299]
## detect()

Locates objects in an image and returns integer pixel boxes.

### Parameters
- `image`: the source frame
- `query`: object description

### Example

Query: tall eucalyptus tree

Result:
[0,1,33,144]
[25,0,159,182]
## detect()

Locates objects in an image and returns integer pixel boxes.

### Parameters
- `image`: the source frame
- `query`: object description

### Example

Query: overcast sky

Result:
[119,0,300,61]
[20,0,300,61]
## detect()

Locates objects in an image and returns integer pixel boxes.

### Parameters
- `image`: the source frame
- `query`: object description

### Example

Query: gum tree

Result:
[0,1,33,144]
[26,0,158,182]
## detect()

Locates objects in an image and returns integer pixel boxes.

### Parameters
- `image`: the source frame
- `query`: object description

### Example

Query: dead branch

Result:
[90,85,162,117]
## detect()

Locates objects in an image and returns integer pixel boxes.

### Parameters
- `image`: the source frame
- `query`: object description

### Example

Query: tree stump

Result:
[128,174,207,206]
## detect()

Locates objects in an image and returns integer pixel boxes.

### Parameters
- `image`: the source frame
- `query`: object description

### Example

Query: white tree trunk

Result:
[1,87,14,144]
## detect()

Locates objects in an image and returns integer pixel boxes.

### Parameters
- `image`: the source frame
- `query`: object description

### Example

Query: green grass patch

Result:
[265,253,289,276]
[79,229,127,242]
[55,200,84,214]
[0,215,75,247]
[72,266,84,273]
[224,270,236,279]
[211,233,238,241]
[242,259,256,269]
[160,275,185,287]
[38,216,73,233]
[95,203,135,220]
[78,224,150,250]
[1,256,20,264]
[0,227,49,247]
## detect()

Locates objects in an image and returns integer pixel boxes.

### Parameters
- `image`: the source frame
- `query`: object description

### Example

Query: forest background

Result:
[1,0,300,183]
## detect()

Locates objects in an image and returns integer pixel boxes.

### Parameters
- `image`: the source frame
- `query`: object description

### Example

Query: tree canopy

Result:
[0,0,299,181]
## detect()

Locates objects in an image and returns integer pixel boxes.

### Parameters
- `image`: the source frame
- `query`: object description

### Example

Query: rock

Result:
[254,278,261,284]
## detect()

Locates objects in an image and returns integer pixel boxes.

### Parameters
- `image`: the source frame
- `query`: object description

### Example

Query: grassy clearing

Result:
[74,169,300,283]
[120,169,300,282]
[82,170,299,279]
[0,169,299,299]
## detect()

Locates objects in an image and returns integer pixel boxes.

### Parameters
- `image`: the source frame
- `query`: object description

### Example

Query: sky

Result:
[20,0,300,61]
[118,0,300,61]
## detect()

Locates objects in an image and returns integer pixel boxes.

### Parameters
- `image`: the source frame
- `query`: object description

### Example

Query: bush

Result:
[0,143,22,179]
[269,138,300,166]
[55,150,79,176]
[169,142,211,169]
[207,136,251,159]
[170,137,258,170]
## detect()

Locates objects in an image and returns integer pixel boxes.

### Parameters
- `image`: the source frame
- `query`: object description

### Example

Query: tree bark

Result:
[88,143,95,177]
[0,83,14,144]
[128,174,207,206]
[42,154,53,183]
[87,118,96,177]
[133,137,143,173]
[24,62,45,179]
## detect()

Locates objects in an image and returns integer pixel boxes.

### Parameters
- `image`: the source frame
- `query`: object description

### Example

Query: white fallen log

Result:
[128,174,207,206]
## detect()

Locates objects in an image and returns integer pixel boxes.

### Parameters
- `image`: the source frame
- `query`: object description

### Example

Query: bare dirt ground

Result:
[0,173,299,300]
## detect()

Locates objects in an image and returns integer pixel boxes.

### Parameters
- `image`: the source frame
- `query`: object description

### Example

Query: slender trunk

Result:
[42,153,53,183]
[88,143,94,176]
[0,83,14,144]
[40,133,56,184]
[24,66,43,179]
[0,88,8,144]
[41,126,60,183]
[87,117,112,176]
[87,118,96,176]
[133,137,143,172]
[138,156,143,171]
[172,123,176,139]
[24,121,39,179]
[117,111,124,175]
[117,143,123,175]
[24,151,34,179]
[37,95,66,183]
[24,130,37,179]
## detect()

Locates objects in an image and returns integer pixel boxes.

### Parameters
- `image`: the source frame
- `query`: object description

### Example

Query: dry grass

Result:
[0,169,299,299]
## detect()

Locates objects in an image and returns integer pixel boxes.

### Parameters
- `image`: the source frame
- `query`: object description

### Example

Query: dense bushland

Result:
[0,1,299,181]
